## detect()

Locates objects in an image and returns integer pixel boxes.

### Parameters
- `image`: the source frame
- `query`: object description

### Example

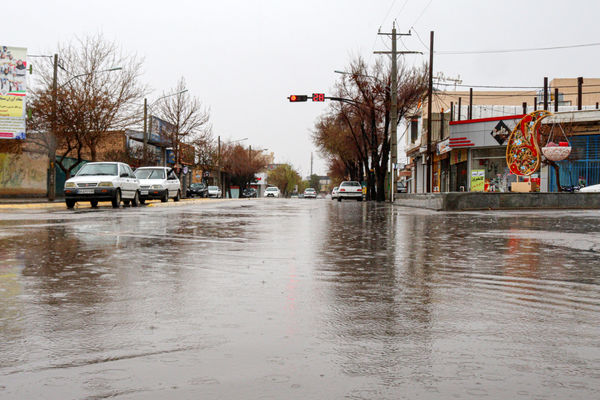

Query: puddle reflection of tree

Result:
[318,204,436,382]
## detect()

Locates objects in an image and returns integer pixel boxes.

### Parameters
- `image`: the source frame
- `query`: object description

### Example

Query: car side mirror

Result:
[120,173,128,178]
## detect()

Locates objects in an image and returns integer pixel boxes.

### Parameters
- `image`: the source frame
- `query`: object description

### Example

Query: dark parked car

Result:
[242,188,257,198]
[187,182,208,198]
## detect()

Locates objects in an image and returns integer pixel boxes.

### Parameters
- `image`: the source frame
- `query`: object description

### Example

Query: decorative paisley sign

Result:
[506,111,552,176]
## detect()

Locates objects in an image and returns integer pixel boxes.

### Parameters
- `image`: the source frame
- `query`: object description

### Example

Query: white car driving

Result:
[264,186,281,198]
[337,180,363,201]
[303,188,317,199]
[64,162,140,209]
[331,186,339,200]
[134,166,181,204]
[208,185,222,198]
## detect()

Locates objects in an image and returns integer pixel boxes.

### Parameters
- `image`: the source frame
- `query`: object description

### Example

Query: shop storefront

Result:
[449,115,526,192]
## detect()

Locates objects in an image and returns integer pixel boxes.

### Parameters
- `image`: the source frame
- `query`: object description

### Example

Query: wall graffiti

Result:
[0,152,47,195]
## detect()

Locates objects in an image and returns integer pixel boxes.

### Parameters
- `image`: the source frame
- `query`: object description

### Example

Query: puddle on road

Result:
[0,200,599,399]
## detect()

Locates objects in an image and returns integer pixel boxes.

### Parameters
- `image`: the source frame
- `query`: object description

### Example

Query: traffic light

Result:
[288,95,308,102]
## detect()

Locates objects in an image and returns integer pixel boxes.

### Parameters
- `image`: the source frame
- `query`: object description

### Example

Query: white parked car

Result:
[134,166,181,204]
[207,185,222,198]
[64,162,140,209]
[303,188,317,199]
[264,186,281,198]
[578,184,600,192]
[331,186,339,200]
[337,181,363,202]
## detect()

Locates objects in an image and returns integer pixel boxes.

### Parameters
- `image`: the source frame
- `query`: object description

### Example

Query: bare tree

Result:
[325,56,427,201]
[28,34,147,178]
[155,77,211,168]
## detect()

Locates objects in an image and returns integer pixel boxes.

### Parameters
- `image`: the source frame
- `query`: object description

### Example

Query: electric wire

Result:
[437,41,600,55]
[411,0,433,28]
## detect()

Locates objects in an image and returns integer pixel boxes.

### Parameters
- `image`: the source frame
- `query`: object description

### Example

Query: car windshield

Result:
[134,169,165,179]
[305,188,315,192]
[191,183,204,188]
[76,163,118,176]
[208,186,218,190]
[341,181,360,187]
[266,187,277,191]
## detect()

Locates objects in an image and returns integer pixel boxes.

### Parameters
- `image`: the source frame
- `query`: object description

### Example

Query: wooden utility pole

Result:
[375,23,420,200]
[468,88,473,119]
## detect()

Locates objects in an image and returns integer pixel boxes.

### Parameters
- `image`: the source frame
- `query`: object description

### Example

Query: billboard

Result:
[0,46,27,139]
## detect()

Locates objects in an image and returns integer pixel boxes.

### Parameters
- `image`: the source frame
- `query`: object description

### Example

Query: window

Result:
[410,119,419,143]
[135,169,166,179]
[76,163,118,176]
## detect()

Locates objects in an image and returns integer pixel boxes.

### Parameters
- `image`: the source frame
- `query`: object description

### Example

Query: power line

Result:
[437,41,600,55]
[411,0,433,28]
[380,0,399,27]
[410,27,429,52]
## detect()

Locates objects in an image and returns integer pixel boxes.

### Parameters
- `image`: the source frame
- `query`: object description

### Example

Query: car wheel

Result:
[131,191,140,207]
[139,199,146,205]
[174,190,181,202]
[90,200,98,208]
[161,190,169,203]
[66,199,75,209]
[112,189,121,208]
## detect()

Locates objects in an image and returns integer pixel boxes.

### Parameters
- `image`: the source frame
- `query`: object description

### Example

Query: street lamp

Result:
[142,89,188,160]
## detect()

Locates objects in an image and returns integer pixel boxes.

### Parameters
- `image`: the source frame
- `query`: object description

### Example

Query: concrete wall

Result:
[395,192,600,211]
[0,151,48,197]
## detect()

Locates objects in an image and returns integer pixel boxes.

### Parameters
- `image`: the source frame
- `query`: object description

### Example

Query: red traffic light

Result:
[289,95,308,102]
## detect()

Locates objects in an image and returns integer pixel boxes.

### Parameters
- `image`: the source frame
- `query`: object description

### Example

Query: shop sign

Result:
[471,169,485,191]
[437,138,451,154]
[450,115,522,148]
[450,148,468,165]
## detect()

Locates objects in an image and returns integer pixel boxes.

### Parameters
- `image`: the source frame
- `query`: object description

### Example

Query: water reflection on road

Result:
[0,200,599,399]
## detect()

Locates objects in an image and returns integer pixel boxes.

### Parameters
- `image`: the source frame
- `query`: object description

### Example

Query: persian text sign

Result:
[0,45,27,139]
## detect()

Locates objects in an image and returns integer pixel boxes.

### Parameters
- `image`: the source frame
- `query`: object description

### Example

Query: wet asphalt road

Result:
[0,198,599,399]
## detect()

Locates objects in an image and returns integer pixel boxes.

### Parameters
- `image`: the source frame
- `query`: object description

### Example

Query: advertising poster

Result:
[0,46,27,139]
[470,169,485,192]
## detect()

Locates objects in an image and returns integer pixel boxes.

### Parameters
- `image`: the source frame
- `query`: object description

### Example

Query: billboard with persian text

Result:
[0,45,27,139]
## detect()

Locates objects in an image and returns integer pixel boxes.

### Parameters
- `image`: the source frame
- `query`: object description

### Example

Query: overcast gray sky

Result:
[6,0,600,177]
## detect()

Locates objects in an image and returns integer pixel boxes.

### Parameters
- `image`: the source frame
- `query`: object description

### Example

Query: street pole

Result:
[48,53,58,202]
[217,135,221,194]
[143,98,148,160]
[390,24,398,202]
[426,31,434,193]
[375,24,419,200]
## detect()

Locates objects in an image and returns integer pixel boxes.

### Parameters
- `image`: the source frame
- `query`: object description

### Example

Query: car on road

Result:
[337,180,363,202]
[64,161,140,209]
[187,182,208,198]
[135,166,181,203]
[207,185,222,198]
[264,186,281,198]
[303,188,317,199]
[242,187,258,198]
[331,186,339,200]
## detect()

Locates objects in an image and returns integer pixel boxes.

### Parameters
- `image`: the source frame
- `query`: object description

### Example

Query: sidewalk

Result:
[0,197,62,204]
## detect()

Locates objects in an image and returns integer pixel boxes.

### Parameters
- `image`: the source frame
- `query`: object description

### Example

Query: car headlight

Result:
[98,182,113,187]
[151,185,164,189]
[65,182,76,188]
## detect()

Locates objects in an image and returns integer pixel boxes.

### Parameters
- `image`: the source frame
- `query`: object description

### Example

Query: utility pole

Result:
[143,98,148,160]
[375,23,420,200]
[217,135,221,194]
[48,53,58,202]
[426,31,434,193]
